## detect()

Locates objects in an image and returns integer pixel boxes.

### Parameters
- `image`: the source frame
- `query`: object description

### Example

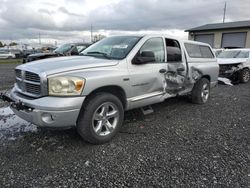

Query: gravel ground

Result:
[0,63,20,108]
[0,62,249,187]
[0,63,19,90]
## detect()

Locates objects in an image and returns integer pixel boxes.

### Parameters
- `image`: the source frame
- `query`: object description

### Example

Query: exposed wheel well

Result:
[201,75,211,82]
[242,67,250,71]
[84,86,127,109]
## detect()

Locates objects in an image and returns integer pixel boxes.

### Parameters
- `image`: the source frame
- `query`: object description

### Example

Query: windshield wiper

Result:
[85,51,111,59]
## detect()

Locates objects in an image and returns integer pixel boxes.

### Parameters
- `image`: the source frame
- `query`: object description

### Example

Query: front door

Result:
[127,37,167,106]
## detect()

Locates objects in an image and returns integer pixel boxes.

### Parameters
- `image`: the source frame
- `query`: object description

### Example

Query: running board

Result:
[141,105,154,115]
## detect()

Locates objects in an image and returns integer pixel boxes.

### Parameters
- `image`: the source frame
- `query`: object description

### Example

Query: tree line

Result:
[0,41,18,47]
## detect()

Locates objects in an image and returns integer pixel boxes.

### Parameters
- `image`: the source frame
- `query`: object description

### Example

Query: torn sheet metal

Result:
[218,77,233,86]
[191,68,203,81]
[165,73,185,85]
[219,63,243,77]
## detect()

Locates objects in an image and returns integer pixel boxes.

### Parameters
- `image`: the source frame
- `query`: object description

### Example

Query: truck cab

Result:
[2,35,219,144]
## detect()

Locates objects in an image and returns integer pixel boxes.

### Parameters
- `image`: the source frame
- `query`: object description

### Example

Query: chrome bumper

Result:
[6,89,85,128]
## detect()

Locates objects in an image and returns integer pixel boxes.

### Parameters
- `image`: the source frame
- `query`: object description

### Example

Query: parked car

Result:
[217,49,250,83]
[1,35,218,144]
[22,49,40,59]
[0,51,15,59]
[213,48,224,57]
[23,43,90,63]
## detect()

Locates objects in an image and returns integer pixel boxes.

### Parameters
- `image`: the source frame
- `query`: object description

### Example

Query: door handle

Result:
[159,69,167,74]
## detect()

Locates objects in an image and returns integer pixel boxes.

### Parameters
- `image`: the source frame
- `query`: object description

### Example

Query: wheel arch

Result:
[83,85,127,110]
[201,75,211,82]
[242,67,250,70]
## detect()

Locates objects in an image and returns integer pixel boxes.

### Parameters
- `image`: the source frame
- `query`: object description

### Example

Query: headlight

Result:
[48,76,85,96]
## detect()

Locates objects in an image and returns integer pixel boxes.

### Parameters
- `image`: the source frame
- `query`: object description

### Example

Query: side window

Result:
[139,38,165,63]
[185,43,202,58]
[165,38,182,62]
[200,46,214,58]
[185,43,214,58]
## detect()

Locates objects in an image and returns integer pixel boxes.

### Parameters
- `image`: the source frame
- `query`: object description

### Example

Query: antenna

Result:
[223,2,227,23]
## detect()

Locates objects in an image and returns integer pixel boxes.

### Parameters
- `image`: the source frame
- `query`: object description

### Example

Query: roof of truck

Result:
[108,35,213,47]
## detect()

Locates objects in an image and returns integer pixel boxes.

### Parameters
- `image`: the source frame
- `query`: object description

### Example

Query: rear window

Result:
[185,43,214,58]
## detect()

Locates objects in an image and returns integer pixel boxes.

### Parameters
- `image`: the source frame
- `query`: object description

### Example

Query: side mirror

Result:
[132,51,155,65]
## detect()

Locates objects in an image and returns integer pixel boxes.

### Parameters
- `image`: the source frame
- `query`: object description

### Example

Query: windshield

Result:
[81,36,142,59]
[218,50,249,58]
[54,44,73,54]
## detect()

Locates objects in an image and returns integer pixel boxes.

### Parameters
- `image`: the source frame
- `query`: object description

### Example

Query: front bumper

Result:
[3,89,86,128]
[219,64,242,79]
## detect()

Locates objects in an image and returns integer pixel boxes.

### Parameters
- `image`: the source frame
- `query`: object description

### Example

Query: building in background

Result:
[185,20,250,49]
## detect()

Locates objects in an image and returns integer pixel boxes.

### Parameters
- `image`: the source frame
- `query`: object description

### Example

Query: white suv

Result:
[0,51,16,59]
[217,49,250,83]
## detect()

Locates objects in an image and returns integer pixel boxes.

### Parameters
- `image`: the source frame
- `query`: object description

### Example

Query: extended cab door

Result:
[127,37,167,108]
[164,38,188,93]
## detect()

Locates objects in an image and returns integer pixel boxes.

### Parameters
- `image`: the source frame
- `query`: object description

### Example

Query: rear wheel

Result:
[77,92,124,144]
[239,68,250,83]
[191,78,210,104]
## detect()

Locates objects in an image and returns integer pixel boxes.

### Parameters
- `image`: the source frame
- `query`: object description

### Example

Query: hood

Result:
[17,56,119,75]
[217,58,247,65]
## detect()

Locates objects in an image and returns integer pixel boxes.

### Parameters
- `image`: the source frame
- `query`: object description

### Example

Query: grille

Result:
[16,79,22,89]
[15,69,42,97]
[16,69,22,78]
[25,83,41,95]
[25,71,40,82]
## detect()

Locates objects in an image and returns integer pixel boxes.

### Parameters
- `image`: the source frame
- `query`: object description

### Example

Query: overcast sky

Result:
[0,0,250,44]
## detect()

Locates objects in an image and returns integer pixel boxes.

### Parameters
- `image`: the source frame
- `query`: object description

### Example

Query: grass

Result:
[0,58,23,64]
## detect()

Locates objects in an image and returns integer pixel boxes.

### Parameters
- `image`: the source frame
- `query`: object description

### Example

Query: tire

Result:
[239,68,250,83]
[191,78,210,104]
[7,56,12,59]
[77,92,124,144]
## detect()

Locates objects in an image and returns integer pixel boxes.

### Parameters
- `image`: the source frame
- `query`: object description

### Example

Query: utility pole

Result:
[90,24,93,43]
[223,2,227,23]
[39,32,41,45]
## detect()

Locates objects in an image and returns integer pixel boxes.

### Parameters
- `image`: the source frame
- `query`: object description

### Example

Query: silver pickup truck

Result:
[2,35,218,144]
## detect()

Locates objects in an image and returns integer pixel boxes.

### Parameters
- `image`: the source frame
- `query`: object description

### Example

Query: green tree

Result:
[0,41,3,47]
[9,42,18,46]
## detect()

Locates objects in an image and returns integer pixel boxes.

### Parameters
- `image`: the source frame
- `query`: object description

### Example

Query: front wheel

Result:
[239,68,250,83]
[77,92,124,144]
[191,78,210,104]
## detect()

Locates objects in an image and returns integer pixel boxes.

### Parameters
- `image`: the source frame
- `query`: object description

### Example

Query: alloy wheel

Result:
[92,102,119,136]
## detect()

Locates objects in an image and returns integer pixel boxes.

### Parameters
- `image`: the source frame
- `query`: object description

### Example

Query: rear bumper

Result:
[4,89,85,128]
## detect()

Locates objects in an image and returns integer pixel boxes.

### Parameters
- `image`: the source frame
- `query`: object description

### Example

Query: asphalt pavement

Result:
[0,62,249,187]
